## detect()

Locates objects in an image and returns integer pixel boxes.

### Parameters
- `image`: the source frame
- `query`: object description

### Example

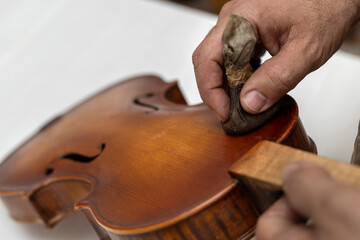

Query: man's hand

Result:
[256,162,360,240]
[193,0,360,121]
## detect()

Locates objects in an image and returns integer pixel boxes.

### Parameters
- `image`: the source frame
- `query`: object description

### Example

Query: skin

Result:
[256,162,360,240]
[193,0,360,238]
[193,0,360,121]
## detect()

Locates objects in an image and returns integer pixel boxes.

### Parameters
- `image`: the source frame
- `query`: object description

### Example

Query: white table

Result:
[0,0,360,239]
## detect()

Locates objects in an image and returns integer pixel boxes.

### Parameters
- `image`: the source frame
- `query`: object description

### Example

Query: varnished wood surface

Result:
[87,187,258,240]
[0,75,310,239]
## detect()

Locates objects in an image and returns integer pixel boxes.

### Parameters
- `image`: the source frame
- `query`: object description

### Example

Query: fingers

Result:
[240,41,310,113]
[195,18,313,116]
[256,197,315,240]
[258,162,360,240]
[194,0,356,117]
[193,22,230,121]
[281,162,338,220]
[280,162,360,239]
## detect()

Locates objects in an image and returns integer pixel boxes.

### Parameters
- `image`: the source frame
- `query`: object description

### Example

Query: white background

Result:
[0,0,360,239]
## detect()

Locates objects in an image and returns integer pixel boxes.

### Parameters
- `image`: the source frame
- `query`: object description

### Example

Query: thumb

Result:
[240,41,312,114]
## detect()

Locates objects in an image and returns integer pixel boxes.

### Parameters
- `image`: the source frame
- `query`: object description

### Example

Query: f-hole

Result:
[133,93,159,114]
[46,143,106,175]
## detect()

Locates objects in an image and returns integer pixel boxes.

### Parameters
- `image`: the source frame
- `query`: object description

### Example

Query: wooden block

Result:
[229,140,360,213]
[230,140,360,191]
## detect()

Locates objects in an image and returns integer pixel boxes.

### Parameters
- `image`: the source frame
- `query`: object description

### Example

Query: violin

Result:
[4,14,358,240]
[0,74,316,239]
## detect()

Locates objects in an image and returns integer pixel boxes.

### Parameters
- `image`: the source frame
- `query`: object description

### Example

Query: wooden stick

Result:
[230,140,360,191]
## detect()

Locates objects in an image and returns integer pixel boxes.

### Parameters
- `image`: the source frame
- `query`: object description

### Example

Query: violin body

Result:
[0,75,315,239]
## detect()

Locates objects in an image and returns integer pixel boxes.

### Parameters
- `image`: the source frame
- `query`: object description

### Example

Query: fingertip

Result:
[241,89,268,114]
[215,97,230,122]
[282,162,331,183]
[199,87,230,122]
[213,108,229,122]
[282,162,301,183]
[281,162,328,187]
[216,112,229,123]
[280,162,335,219]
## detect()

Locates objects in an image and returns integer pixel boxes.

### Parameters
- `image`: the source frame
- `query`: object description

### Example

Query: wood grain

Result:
[230,140,360,190]
[0,75,315,239]
[229,140,360,214]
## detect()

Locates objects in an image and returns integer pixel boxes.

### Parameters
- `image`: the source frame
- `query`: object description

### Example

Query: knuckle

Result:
[193,59,204,86]
[302,39,325,71]
[198,87,208,103]
[193,72,207,99]
[285,166,306,187]
[192,46,207,82]
[219,1,235,18]
[284,165,317,192]
[192,47,200,65]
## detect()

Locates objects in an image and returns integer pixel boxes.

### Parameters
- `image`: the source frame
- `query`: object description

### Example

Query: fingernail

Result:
[282,163,300,182]
[243,90,267,113]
